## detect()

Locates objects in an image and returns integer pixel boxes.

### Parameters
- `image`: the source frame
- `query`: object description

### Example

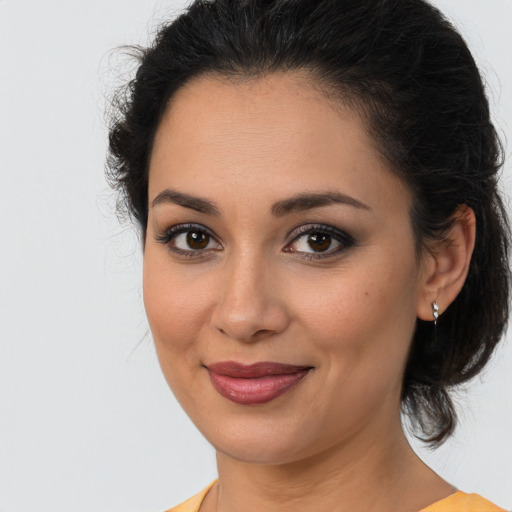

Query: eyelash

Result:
[155,223,355,261]
[285,224,355,261]
[154,223,221,259]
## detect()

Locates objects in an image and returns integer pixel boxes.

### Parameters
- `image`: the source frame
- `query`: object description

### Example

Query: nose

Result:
[211,252,289,343]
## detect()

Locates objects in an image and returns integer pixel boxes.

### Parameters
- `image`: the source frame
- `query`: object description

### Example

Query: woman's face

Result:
[144,73,429,464]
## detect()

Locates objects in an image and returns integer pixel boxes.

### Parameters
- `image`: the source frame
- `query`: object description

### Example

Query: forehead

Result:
[153,71,370,164]
[148,72,410,215]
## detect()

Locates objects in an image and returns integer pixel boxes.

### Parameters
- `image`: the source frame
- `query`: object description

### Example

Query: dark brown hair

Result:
[107,0,511,445]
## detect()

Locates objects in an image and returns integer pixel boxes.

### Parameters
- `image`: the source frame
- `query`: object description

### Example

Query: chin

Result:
[196,414,326,466]
[214,438,306,466]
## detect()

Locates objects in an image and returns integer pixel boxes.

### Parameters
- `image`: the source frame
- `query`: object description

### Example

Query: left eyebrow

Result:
[271,191,371,217]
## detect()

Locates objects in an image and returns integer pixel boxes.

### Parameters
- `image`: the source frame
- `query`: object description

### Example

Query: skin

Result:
[143,72,475,512]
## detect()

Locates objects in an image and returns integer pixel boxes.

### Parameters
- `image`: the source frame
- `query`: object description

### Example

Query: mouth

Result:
[205,361,313,405]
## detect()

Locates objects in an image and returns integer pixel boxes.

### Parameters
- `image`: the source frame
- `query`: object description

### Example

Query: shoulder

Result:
[419,491,506,512]
[165,481,217,512]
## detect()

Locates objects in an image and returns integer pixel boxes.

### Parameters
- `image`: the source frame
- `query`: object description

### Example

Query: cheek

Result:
[291,254,419,376]
[287,260,419,438]
[142,253,219,414]
[142,252,209,359]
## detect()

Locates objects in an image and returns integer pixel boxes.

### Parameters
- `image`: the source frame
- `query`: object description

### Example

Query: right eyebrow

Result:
[150,189,221,216]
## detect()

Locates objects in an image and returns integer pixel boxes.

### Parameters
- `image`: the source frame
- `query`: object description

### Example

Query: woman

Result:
[107,0,510,510]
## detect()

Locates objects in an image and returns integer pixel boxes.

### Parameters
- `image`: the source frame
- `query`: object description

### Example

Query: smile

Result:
[205,361,312,405]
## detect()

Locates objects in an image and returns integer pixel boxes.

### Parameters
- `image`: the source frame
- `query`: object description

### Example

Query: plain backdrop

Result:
[0,1,511,511]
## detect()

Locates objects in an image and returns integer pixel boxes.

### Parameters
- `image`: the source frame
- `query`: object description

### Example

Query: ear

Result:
[416,205,476,322]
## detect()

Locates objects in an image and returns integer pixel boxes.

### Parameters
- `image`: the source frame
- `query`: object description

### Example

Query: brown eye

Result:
[285,225,351,258]
[162,227,222,254]
[307,233,332,252]
[156,224,223,256]
[186,231,210,250]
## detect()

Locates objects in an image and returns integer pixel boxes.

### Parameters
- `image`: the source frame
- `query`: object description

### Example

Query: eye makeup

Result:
[154,220,356,262]
[283,223,356,261]
[154,223,222,259]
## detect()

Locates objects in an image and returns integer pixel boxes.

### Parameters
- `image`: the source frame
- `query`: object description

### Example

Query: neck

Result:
[206,419,454,512]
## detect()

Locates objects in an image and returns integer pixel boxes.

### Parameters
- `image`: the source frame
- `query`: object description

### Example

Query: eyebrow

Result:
[271,191,371,217]
[151,189,221,216]
[150,189,371,216]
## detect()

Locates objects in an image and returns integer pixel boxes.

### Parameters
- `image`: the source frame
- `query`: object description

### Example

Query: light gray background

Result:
[0,1,511,511]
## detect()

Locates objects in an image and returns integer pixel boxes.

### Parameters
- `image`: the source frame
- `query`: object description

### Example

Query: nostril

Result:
[215,326,274,342]
[254,329,273,338]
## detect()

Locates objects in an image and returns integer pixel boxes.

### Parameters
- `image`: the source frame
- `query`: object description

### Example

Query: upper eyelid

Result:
[158,222,348,236]
[157,223,218,239]
[287,223,352,241]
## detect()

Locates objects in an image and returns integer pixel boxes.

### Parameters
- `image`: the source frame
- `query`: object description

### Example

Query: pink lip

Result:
[206,361,312,405]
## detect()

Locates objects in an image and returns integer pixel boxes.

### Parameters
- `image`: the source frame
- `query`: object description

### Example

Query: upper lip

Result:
[205,361,312,378]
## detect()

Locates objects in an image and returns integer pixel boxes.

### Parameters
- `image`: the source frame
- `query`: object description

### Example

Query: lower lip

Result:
[207,369,311,405]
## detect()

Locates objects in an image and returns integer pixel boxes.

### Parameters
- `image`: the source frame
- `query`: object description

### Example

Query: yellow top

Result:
[167,481,505,512]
